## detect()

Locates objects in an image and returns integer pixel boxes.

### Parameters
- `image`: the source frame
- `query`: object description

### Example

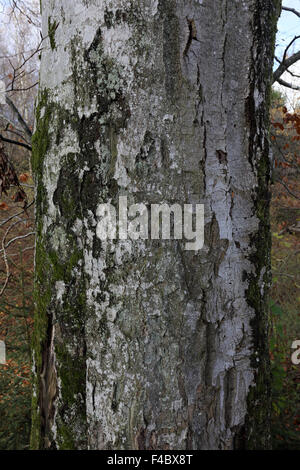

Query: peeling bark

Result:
[31,0,281,450]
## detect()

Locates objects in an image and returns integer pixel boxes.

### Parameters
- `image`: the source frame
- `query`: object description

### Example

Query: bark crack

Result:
[183,18,198,57]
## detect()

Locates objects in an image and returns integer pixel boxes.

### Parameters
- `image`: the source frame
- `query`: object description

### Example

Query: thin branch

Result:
[4,125,31,145]
[13,41,43,73]
[17,183,34,189]
[10,0,41,28]
[0,220,33,296]
[273,50,300,83]
[277,177,300,200]
[0,113,24,134]
[8,245,34,257]
[282,35,300,65]
[0,221,13,296]
[287,68,300,79]
[5,96,32,140]
[0,201,34,228]
[0,134,32,151]
[272,271,296,278]
[6,81,38,93]
[275,77,300,91]
[282,6,300,19]
[270,133,300,172]
[3,231,35,251]
[0,44,43,60]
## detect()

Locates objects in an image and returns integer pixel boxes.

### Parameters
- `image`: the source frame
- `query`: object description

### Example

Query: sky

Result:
[274,0,300,108]
[277,0,300,55]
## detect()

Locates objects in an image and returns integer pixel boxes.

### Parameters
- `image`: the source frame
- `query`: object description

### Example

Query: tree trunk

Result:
[31,0,281,450]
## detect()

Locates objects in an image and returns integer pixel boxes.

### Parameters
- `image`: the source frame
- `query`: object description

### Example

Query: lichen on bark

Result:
[31,0,280,450]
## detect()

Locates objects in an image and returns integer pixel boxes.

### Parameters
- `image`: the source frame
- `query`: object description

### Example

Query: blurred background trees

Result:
[0,0,39,449]
[269,90,300,449]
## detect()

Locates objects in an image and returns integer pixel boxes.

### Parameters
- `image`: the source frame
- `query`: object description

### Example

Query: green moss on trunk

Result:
[238,0,282,450]
[48,17,58,51]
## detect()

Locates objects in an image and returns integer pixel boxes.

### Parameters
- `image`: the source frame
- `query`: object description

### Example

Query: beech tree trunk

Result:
[31,0,281,450]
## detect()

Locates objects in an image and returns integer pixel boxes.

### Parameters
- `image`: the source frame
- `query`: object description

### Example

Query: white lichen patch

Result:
[55,281,65,303]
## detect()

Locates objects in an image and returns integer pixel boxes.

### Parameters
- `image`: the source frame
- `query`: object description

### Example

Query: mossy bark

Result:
[31,0,281,450]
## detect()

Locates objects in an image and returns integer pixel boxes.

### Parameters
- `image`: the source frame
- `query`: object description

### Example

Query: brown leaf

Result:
[19,173,29,183]
[0,202,9,210]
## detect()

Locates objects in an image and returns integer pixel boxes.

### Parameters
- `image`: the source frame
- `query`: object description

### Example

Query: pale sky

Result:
[274,0,300,109]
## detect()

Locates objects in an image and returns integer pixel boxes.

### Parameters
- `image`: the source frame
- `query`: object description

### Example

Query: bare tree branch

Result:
[0,113,23,134]
[275,77,300,91]
[5,96,32,140]
[3,231,35,251]
[8,245,34,257]
[282,35,300,65]
[277,177,300,200]
[0,238,10,296]
[6,81,38,93]
[287,68,300,79]
[0,45,43,60]
[4,125,31,145]
[282,6,300,19]
[0,201,34,228]
[9,0,40,28]
[0,133,32,151]
[273,50,300,83]
[274,55,281,64]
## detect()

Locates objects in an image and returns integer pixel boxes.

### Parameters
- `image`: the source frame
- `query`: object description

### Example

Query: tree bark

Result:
[31,0,281,450]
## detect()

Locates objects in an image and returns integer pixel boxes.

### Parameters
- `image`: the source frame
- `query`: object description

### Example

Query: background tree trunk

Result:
[31,0,281,450]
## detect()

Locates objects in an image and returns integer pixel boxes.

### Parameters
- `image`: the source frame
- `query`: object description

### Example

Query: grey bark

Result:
[31,0,281,450]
